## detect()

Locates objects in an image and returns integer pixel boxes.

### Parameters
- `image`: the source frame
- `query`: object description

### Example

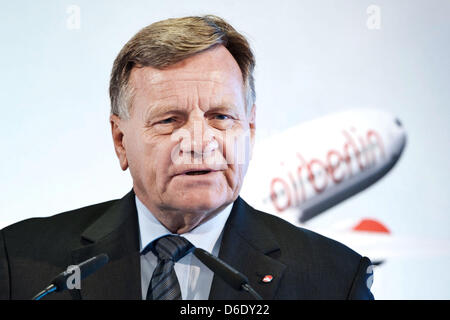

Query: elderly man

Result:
[0,15,374,300]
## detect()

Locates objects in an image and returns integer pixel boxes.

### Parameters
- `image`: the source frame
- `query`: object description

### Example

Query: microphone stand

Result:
[194,248,264,300]
[242,283,263,300]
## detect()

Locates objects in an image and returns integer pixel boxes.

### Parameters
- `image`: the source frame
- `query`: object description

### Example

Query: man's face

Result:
[111,45,255,227]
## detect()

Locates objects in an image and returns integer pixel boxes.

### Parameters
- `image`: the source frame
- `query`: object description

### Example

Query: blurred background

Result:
[0,0,449,299]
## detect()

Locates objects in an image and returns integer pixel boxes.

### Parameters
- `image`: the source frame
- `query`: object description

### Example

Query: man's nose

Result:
[179,116,218,157]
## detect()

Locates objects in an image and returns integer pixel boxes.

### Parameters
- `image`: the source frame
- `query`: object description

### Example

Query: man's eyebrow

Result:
[143,102,243,120]
[208,103,238,110]
[208,101,243,111]
[205,105,239,115]
[210,103,248,118]
[144,105,183,119]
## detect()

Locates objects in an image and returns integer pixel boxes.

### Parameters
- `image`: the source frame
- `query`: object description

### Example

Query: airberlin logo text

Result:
[270,128,385,212]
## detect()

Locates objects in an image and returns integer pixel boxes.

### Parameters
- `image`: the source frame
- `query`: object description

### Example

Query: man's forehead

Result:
[128,65,246,116]
[129,45,244,89]
[130,68,231,88]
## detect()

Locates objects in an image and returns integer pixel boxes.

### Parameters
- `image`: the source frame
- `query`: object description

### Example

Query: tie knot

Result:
[152,235,194,262]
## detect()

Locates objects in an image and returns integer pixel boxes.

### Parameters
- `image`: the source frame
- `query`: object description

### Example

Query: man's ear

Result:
[248,104,256,160]
[110,114,128,171]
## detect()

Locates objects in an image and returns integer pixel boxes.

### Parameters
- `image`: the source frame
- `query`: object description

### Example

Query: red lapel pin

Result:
[262,275,273,283]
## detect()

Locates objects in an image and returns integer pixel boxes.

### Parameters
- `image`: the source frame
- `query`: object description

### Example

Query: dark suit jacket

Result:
[0,190,374,300]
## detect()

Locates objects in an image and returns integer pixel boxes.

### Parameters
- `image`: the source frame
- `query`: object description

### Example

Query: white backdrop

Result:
[1,0,449,299]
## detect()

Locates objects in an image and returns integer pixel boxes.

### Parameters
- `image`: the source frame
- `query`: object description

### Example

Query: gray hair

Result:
[109,15,256,119]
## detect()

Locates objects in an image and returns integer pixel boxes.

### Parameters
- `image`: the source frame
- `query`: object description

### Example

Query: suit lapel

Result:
[209,197,286,300]
[70,190,142,300]
[68,192,285,300]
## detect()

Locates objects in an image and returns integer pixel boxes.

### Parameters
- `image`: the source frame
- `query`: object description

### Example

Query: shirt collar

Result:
[136,195,233,254]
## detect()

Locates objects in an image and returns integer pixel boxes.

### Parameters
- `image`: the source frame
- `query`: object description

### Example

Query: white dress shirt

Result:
[136,195,233,300]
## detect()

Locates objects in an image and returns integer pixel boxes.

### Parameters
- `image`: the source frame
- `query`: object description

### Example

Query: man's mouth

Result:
[184,170,212,176]
[174,166,225,177]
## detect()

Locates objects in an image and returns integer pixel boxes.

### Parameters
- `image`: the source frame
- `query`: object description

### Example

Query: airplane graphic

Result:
[240,108,407,265]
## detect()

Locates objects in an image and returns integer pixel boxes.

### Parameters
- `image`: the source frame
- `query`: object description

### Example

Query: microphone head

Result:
[194,248,248,291]
[51,253,109,291]
[79,253,109,279]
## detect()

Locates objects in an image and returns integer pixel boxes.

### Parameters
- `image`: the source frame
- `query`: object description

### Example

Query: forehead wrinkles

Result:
[131,69,235,101]
[132,69,227,87]
[131,68,243,110]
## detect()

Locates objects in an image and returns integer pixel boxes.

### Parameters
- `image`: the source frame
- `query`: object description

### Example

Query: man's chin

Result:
[171,194,228,213]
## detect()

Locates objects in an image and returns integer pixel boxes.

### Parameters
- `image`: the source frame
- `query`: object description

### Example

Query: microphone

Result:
[193,248,263,300]
[32,253,109,300]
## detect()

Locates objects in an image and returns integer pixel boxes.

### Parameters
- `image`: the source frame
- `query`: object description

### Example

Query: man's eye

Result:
[214,114,231,120]
[158,117,176,124]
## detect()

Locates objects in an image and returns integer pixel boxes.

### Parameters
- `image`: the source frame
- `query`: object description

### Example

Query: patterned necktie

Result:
[146,235,194,300]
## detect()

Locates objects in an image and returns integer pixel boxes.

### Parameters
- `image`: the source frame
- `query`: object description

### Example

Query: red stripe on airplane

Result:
[353,219,390,234]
